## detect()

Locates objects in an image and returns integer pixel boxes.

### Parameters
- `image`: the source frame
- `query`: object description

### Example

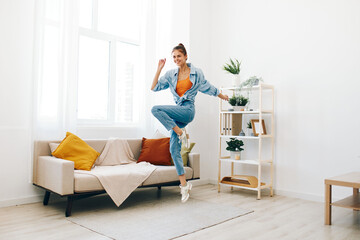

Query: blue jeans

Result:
[151,101,195,175]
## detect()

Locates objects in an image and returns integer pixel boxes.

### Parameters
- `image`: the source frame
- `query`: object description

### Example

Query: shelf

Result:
[219,182,272,191]
[219,183,260,191]
[220,110,273,114]
[220,135,273,139]
[331,195,360,210]
[219,157,273,165]
[221,84,274,91]
[218,84,274,199]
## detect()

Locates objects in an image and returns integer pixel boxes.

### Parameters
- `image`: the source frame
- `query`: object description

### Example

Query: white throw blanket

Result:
[96,138,137,165]
[76,139,156,207]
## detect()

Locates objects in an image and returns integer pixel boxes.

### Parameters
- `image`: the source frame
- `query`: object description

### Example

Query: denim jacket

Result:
[152,63,220,105]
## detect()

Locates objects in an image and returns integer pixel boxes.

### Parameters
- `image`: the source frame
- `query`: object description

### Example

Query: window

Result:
[77,0,142,125]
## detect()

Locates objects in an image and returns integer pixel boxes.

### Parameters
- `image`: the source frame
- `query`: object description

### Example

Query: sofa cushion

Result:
[170,142,196,166]
[137,137,171,165]
[180,142,195,166]
[73,166,194,192]
[49,143,60,154]
[141,166,193,186]
[74,171,104,192]
[52,132,100,171]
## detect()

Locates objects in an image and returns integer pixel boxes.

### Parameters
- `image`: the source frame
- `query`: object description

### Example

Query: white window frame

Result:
[77,0,141,127]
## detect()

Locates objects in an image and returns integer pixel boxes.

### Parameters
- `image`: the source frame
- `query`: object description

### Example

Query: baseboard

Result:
[189,178,212,186]
[0,195,43,208]
[274,189,324,202]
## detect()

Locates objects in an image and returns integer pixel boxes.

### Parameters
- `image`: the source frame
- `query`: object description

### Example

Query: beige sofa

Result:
[33,139,200,216]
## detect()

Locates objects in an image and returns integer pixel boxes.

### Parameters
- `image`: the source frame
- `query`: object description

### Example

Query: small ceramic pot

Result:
[233,106,246,111]
[230,151,241,160]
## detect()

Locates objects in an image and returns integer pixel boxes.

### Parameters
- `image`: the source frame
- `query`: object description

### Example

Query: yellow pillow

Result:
[52,132,100,171]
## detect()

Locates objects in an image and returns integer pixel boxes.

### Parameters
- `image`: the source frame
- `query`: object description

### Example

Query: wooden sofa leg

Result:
[65,196,74,217]
[43,191,50,205]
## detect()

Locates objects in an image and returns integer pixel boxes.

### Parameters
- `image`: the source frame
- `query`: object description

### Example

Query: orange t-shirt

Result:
[176,76,193,97]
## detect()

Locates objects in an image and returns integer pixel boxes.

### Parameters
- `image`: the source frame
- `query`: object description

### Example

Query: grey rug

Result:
[66,188,253,240]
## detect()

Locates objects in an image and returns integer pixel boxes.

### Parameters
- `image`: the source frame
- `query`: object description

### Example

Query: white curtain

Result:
[32,0,190,141]
[32,0,79,140]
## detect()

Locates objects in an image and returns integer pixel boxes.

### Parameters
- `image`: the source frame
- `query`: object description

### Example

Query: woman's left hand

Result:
[218,93,229,101]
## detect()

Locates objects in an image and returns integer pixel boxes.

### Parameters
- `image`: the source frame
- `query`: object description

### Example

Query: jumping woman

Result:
[151,43,229,203]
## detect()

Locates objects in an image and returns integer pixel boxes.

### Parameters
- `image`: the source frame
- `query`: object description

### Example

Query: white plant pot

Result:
[230,151,241,160]
[233,74,241,87]
[233,106,246,111]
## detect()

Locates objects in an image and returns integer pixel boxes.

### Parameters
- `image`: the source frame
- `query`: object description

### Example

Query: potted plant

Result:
[229,95,249,111]
[223,58,241,86]
[240,76,264,88]
[226,137,244,160]
[247,121,254,136]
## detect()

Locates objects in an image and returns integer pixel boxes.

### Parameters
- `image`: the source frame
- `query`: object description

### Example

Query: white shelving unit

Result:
[218,83,274,199]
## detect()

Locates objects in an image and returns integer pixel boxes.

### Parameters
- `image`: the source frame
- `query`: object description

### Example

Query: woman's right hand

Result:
[158,58,166,71]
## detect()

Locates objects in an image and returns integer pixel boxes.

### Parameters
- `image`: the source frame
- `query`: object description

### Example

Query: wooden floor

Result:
[0,184,359,240]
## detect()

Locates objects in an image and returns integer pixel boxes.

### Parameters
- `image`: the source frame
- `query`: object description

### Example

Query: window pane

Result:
[78,36,110,120]
[79,0,92,29]
[98,0,141,40]
[115,42,139,122]
[39,25,59,119]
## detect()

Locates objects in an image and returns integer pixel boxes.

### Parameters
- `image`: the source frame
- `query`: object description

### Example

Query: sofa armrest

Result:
[36,156,74,195]
[188,153,200,179]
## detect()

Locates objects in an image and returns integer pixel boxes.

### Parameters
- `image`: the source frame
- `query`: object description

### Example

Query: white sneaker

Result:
[180,182,192,203]
[178,128,190,148]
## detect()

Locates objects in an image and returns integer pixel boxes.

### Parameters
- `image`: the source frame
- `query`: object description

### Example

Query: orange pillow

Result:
[52,132,100,171]
[137,137,171,166]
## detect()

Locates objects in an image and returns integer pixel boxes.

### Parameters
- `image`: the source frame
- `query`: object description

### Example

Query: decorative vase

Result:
[233,74,241,87]
[247,128,254,136]
[239,129,245,136]
[230,151,241,160]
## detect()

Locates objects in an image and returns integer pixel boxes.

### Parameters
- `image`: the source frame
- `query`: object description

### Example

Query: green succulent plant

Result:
[226,138,244,152]
[247,121,252,129]
[229,95,249,106]
[223,58,241,75]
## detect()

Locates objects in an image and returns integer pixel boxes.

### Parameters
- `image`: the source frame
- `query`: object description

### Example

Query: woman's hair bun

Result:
[172,43,187,56]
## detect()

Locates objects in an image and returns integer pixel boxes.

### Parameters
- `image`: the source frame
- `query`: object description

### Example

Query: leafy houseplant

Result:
[223,58,241,75]
[226,137,244,160]
[247,121,252,129]
[229,95,249,106]
[223,58,241,86]
[239,76,264,88]
[247,121,254,136]
[229,95,249,111]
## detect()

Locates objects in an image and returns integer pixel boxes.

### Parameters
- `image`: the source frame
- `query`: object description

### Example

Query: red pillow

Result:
[137,137,171,165]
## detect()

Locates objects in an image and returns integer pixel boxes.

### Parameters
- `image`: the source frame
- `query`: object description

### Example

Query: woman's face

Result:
[172,50,187,66]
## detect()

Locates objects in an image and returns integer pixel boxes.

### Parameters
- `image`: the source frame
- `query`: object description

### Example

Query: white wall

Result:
[189,0,216,181]
[0,0,43,207]
[190,0,360,201]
